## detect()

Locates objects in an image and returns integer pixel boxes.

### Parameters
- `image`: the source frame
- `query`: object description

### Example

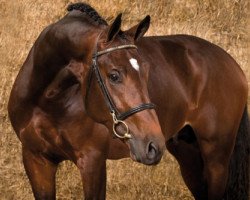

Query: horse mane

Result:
[67,3,108,25]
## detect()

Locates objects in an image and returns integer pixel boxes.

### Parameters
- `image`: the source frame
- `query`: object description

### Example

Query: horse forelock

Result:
[67,3,108,26]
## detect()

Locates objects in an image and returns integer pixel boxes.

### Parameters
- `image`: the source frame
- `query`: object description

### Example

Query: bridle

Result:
[86,44,155,139]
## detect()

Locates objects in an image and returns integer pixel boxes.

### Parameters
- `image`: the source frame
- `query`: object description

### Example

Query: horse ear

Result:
[106,13,122,42]
[125,15,150,41]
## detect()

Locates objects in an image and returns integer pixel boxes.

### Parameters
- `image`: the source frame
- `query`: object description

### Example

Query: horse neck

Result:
[10,20,103,115]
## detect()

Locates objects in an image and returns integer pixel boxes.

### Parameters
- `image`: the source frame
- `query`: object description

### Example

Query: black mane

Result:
[67,3,108,25]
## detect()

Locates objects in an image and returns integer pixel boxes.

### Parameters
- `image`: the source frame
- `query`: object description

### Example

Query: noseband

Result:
[86,44,155,139]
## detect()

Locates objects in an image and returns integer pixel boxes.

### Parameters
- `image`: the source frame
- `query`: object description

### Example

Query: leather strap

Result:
[117,103,155,120]
[86,44,155,121]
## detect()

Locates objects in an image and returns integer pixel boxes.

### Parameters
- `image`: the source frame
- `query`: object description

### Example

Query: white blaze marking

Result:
[129,58,140,71]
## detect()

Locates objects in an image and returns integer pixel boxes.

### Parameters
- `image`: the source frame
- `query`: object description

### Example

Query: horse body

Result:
[9,7,165,199]
[143,35,247,139]
[8,3,249,200]
[138,35,248,199]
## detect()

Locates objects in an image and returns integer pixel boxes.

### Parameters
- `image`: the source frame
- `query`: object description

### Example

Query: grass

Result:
[0,0,249,199]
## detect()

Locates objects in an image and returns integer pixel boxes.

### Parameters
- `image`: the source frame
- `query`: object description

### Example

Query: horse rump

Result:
[224,106,250,200]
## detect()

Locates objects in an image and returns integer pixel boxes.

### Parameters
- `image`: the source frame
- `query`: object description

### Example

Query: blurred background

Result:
[0,0,249,199]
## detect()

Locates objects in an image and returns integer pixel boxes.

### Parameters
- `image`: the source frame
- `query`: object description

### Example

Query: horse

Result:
[8,3,166,199]
[8,3,249,200]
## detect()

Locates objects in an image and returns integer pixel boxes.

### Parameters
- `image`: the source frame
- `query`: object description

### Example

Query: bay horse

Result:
[8,3,249,200]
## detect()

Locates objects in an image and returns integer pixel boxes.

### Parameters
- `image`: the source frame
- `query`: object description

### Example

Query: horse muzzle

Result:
[127,136,165,165]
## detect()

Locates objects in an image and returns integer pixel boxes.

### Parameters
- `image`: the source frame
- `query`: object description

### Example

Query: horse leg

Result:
[77,150,106,200]
[166,126,207,200]
[22,147,58,200]
[199,135,233,200]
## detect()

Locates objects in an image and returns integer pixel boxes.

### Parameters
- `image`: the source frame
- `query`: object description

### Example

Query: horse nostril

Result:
[146,141,158,160]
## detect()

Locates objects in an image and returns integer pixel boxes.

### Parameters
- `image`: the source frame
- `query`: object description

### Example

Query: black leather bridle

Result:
[86,44,155,139]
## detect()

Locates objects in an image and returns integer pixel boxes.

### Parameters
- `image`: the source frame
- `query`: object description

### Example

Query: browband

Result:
[95,44,137,57]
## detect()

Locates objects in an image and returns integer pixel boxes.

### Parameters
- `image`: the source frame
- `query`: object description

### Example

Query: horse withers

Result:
[8,3,165,199]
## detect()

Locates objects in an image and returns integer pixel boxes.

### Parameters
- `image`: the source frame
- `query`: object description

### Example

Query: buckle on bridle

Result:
[111,111,132,139]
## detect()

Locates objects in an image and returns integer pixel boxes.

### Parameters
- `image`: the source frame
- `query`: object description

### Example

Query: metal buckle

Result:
[111,112,132,139]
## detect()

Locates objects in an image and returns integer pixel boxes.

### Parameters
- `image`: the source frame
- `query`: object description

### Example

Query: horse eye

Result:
[108,71,121,83]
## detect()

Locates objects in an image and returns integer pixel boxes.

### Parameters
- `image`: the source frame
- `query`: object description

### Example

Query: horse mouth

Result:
[129,151,140,162]
[126,138,164,166]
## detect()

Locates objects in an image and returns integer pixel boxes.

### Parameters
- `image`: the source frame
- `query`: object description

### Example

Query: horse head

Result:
[84,14,165,165]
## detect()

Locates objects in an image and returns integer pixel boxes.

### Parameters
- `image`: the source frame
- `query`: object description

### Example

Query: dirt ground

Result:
[0,0,249,199]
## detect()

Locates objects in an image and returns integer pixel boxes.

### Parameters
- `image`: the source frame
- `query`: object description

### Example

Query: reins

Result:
[86,44,155,139]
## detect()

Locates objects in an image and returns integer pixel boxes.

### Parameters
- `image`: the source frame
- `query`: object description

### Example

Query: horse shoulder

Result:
[170,35,248,142]
[140,35,248,139]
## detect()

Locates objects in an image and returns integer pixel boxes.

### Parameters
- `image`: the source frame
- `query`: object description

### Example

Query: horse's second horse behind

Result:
[8,3,165,199]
